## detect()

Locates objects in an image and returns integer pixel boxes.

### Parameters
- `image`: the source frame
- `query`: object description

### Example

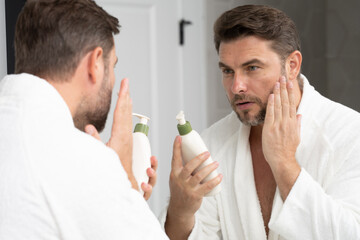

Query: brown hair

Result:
[214,5,301,63]
[14,0,120,81]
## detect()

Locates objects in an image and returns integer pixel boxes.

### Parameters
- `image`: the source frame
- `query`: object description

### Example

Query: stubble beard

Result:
[230,94,267,126]
[73,67,112,132]
[231,62,286,126]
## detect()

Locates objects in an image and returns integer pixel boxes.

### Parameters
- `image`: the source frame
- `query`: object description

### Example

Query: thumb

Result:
[85,124,102,141]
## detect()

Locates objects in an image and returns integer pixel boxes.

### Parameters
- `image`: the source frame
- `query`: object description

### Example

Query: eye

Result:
[247,66,259,71]
[222,68,234,75]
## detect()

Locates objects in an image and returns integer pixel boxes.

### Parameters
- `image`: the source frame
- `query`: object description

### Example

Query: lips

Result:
[235,101,254,110]
[236,101,251,105]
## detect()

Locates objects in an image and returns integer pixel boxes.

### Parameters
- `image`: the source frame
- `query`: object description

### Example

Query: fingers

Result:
[269,76,297,122]
[265,93,274,124]
[178,151,210,180]
[118,78,129,97]
[288,80,296,118]
[141,156,158,201]
[150,155,158,172]
[280,76,290,119]
[84,124,102,141]
[141,182,152,201]
[147,156,158,187]
[171,136,183,170]
[273,81,282,121]
[188,160,219,187]
[112,78,132,135]
[200,173,223,195]
[107,77,133,159]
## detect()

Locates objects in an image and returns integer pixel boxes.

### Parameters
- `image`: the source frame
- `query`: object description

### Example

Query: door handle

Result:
[179,19,192,46]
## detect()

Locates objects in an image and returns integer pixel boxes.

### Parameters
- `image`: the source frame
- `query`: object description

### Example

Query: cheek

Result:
[109,71,115,89]
[259,82,275,103]
[222,77,233,95]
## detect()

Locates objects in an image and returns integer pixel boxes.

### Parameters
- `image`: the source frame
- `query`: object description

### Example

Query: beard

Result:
[230,93,268,126]
[73,68,112,132]
[231,64,287,126]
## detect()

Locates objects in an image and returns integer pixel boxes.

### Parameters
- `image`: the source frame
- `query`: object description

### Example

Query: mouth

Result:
[235,101,254,110]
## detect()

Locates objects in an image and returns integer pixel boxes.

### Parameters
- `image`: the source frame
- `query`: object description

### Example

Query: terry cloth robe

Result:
[159,75,360,239]
[0,74,168,240]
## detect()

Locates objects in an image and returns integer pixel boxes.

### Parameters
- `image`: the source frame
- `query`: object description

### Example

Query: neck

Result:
[293,76,303,111]
[250,124,263,143]
[47,79,82,118]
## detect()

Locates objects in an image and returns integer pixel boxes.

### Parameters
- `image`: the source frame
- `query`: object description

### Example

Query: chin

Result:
[235,109,266,126]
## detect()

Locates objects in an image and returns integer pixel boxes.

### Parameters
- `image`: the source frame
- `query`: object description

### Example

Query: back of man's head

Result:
[14,0,120,82]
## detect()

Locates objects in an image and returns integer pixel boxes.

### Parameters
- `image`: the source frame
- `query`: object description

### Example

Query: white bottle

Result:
[132,113,151,195]
[176,111,221,197]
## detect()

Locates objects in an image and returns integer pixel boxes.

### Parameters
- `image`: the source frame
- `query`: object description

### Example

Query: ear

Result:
[88,47,104,85]
[286,50,302,81]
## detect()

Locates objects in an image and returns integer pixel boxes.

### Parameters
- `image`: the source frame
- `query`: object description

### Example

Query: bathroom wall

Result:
[326,0,360,112]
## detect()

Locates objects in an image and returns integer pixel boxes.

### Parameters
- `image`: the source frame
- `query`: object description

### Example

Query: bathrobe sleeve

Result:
[269,148,360,239]
[158,196,222,240]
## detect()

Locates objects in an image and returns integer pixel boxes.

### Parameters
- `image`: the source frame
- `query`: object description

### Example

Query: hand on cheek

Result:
[262,76,302,199]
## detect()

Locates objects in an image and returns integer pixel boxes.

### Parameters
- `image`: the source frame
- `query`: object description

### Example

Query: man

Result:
[162,5,360,240]
[0,0,168,239]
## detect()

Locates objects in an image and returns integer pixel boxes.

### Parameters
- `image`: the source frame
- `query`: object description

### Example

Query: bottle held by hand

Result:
[132,113,151,195]
[176,111,221,196]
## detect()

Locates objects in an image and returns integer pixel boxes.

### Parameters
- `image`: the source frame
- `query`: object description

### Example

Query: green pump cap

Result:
[177,121,192,135]
[134,123,149,136]
[133,113,150,136]
[176,110,192,135]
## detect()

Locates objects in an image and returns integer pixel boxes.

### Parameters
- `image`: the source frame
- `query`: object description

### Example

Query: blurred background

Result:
[1,0,359,217]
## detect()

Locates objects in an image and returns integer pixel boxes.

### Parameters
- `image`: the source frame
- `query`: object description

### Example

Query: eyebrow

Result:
[218,58,265,69]
[218,62,231,69]
[241,58,265,67]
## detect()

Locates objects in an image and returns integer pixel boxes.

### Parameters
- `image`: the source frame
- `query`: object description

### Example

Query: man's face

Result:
[218,36,284,126]
[74,46,117,132]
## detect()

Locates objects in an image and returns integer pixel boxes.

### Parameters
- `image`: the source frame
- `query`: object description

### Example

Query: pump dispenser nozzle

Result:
[176,111,186,125]
[133,113,150,136]
[133,113,150,124]
[176,110,193,136]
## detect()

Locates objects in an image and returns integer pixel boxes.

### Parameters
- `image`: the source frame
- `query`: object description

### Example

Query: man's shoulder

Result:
[305,91,360,153]
[312,93,360,130]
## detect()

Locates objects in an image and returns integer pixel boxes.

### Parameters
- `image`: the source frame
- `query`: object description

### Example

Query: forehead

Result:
[218,36,280,64]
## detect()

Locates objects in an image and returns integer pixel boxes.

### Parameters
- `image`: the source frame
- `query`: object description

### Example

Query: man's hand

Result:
[165,136,222,240]
[85,78,138,190]
[262,76,302,200]
[141,156,158,200]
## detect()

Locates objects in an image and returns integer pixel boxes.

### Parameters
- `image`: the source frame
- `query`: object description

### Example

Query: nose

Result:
[231,73,247,94]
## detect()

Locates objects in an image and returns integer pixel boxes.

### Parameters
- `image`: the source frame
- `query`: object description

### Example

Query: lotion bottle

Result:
[176,111,221,196]
[132,113,151,195]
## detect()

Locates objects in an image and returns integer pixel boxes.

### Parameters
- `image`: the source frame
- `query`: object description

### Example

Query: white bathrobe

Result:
[160,75,360,239]
[0,74,168,240]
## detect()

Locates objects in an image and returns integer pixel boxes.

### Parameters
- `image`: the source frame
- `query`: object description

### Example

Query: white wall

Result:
[0,0,7,78]
[205,0,233,126]
[181,0,207,132]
